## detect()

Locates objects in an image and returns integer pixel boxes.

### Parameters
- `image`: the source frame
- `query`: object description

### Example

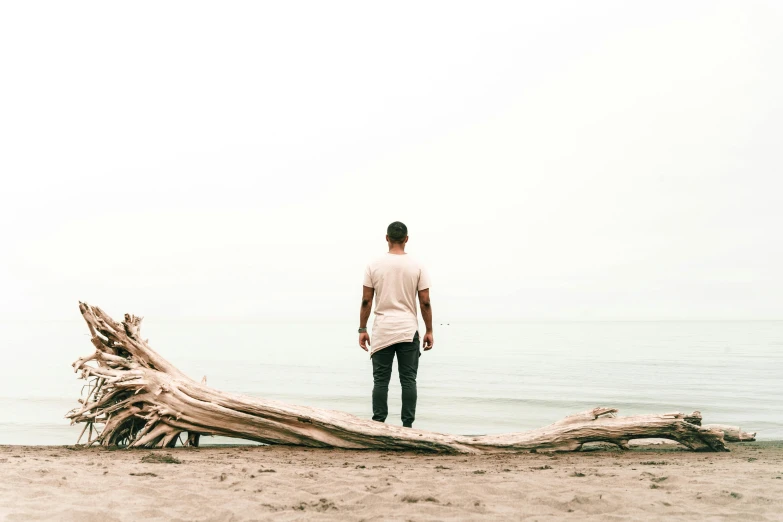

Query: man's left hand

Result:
[359,332,371,352]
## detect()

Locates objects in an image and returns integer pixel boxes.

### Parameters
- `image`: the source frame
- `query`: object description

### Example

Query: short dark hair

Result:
[387,221,408,243]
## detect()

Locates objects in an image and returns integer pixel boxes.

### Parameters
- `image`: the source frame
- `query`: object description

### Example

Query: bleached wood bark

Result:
[67,303,729,452]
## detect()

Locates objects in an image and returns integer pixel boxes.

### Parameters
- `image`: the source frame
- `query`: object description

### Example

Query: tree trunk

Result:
[67,303,730,452]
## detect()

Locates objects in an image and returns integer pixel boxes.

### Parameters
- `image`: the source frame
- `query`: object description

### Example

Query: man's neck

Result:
[388,246,406,255]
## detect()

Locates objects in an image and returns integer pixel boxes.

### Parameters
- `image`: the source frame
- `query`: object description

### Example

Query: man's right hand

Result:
[422,331,434,351]
[359,332,371,352]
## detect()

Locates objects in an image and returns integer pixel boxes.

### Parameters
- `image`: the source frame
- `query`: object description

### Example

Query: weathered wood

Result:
[67,303,730,452]
[703,424,756,442]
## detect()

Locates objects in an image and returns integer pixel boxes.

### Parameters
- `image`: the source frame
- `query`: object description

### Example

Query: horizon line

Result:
[2,317,781,324]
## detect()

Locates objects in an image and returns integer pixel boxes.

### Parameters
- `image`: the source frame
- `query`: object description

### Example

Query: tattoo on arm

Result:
[418,289,433,332]
[360,286,374,328]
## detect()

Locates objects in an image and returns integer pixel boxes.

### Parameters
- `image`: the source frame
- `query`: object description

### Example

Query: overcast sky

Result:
[1,1,781,321]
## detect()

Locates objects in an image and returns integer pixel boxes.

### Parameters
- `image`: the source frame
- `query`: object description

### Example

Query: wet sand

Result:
[1,442,781,521]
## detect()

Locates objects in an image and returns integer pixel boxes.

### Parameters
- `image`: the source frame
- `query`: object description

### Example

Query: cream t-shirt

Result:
[363,253,430,356]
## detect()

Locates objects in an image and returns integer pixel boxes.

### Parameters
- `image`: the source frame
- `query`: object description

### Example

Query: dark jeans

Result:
[371,332,420,427]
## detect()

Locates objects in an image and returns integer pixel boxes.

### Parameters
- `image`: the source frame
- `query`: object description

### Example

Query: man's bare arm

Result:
[418,288,434,350]
[359,285,374,351]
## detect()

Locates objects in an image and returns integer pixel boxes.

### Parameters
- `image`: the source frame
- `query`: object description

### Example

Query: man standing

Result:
[359,221,433,428]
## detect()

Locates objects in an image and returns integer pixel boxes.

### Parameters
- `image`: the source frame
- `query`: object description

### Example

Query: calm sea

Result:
[1,320,781,445]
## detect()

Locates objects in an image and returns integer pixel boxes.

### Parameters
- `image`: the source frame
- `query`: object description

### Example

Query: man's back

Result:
[364,254,429,355]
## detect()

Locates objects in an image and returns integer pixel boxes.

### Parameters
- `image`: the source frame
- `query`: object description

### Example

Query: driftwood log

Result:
[67,303,732,453]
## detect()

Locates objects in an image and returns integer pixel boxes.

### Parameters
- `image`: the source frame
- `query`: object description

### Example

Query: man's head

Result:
[386,221,408,247]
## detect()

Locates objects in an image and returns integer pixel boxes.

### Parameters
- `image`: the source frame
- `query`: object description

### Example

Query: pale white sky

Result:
[1,1,781,321]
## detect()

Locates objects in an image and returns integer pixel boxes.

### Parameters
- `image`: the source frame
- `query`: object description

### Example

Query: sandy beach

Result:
[1,442,781,521]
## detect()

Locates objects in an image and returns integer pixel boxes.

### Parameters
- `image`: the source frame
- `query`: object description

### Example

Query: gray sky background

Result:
[1,1,781,322]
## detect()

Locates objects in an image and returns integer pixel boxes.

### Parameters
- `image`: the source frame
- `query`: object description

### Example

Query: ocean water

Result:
[1,319,781,445]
